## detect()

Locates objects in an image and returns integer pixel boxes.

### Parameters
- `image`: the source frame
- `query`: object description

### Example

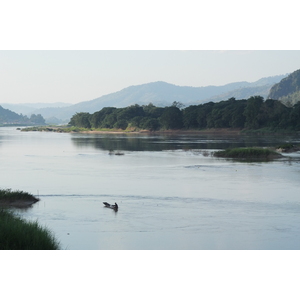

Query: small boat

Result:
[103,202,118,211]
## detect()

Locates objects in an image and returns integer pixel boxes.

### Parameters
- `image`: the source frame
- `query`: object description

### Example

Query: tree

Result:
[171,101,185,109]
[69,112,91,128]
[160,106,183,129]
[128,116,143,128]
[90,107,116,128]
[196,102,214,128]
[289,102,300,130]
[243,96,264,129]
[30,114,46,125]
[114,119,128,130]
[140,118,160,131]
[143,103,164,119]
[229,100,247,128]
[101,112,117,128]
[183,105,199,129]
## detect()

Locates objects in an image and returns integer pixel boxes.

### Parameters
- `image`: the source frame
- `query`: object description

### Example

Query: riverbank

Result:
[20,126,300,136]
[21,126,245,135]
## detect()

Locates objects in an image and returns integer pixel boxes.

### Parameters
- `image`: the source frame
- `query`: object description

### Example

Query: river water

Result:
[1,127,300,250]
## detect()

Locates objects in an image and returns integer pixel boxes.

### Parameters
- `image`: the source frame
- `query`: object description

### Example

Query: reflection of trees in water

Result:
[72,135,188,151]
[70,134,299,152]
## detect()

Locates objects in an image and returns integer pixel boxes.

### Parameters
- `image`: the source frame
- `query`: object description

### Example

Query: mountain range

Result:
[0,73,289,124]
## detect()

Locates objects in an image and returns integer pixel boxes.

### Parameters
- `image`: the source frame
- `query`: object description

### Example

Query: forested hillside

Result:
[0,105,46,125]
[69,96,300,131]
[268,69,300,106]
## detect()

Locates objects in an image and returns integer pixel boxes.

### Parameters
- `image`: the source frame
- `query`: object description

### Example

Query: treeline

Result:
[68,96,300,131]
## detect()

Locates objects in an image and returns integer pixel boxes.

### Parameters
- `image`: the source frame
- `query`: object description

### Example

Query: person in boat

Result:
[103,202,118,210]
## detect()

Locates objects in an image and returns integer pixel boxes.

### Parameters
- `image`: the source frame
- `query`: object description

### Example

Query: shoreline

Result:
[20,126,300,136]
[84,128,243,135]
[66,128,300,136]
[25,127,244,135]
[0,198,39,208]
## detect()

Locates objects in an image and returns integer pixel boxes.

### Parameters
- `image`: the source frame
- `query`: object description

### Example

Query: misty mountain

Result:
[0,105,45,125]
[0,105,26,124]
[268,69,300,106]
[2,74,288,123]
[204,85,274,102]
[0,102,71,116]
[203,74,288,103]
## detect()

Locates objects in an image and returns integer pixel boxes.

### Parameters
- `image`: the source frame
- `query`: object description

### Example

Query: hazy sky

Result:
[1,50,300,104]
[1,2,299,105]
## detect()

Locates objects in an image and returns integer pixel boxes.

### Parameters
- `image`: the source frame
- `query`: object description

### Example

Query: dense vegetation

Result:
[68,96,300,131]
[0,209,60,250]
[213,147,282,161]
[0,188,39,209]
[0,188,39,202]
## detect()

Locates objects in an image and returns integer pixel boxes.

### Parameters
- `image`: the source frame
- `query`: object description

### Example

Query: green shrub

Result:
[0,189,38,201]
[214,147,282,160]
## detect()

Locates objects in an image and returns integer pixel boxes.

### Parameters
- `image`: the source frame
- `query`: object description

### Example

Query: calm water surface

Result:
[1,127,300,250]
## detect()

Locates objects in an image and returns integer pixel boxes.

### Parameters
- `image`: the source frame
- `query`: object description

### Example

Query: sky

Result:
[1,50,300,105]
[1,1,299,105]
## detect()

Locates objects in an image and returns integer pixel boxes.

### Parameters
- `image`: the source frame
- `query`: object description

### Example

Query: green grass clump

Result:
[0,189,38,201]
[277,143,294,149]
[214,147,282,161]
[0,189,39,208]
[0,209,60,250]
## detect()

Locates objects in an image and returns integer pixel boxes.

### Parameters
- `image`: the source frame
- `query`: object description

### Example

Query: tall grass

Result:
[0,209,60,250]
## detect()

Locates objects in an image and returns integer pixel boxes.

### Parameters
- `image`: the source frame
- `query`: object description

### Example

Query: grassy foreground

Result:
[0,209,60,250]
[0,189,60,250]
[213,147,283,161]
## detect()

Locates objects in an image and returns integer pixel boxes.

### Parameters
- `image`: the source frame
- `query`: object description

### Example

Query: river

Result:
[1,127,300,249]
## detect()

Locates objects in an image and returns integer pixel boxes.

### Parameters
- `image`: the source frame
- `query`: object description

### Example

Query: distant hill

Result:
[0,105,46,125]
[26,74,287,123]
[0,105,31,125]
[268,69,300,106]
[0,102,71,116]
[0,106,23,124]
[203,74,286,103]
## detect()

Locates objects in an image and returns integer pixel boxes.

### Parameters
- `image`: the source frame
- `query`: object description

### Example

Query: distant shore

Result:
[80,128,243,135]
[20,126,300,136]
[21,126,245,135]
